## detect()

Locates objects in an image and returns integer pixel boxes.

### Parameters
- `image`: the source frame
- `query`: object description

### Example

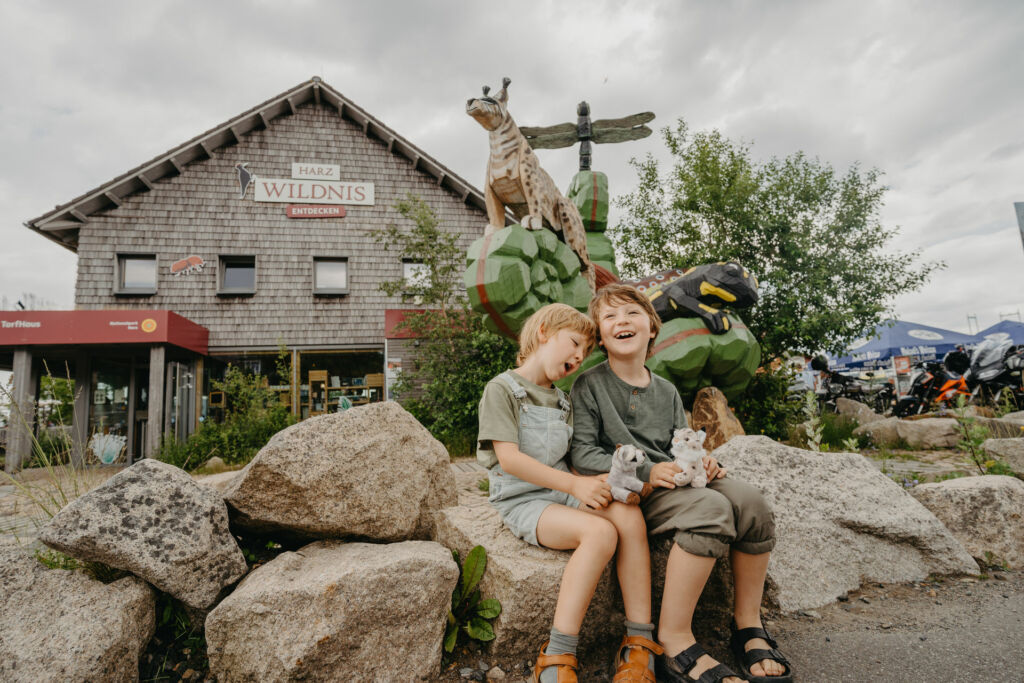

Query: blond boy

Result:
[478,303,660,683]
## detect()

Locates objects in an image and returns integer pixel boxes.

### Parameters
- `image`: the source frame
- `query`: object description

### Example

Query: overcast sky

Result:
[1,0,1021,340]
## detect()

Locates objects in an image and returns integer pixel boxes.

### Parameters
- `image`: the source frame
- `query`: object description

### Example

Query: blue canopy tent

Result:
[978,319,1024,345]
[830,320,982,371]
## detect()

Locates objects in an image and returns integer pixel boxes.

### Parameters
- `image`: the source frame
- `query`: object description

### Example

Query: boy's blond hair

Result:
[517,303,596,366]
[588,283,662,358]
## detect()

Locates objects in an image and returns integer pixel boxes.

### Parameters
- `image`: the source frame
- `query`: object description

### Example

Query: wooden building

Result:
[1,77,491,471]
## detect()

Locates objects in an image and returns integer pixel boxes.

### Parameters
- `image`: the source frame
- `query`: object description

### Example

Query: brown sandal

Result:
[530,641,579,683]
[613,635,664,683]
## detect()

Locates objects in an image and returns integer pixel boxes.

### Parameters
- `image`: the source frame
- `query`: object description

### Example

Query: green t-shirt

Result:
[476,371,573,469]
[569,361,687,482]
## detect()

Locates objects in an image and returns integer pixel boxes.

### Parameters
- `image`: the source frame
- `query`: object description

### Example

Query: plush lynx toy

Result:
[608,444,647,504]
[670,428,708,488]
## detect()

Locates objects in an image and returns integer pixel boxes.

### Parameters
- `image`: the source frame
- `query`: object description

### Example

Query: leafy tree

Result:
[610,120,941,357]
[373,196,517,455]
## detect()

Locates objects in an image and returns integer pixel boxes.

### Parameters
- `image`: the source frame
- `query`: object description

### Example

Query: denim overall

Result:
[488,372,579,545]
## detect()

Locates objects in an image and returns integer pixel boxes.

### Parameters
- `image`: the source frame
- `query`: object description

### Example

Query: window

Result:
[313,258,348,295]
[218,255,256,295]
[116,254,156,294]
[402,260,428,290]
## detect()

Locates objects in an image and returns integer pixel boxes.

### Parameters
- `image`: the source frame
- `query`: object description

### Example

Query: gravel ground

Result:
[440,569,1024,682]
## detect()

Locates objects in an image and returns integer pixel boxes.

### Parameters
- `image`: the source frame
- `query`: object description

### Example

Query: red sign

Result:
[0,310,209,355]
[894,355,911,374]
[286,204,347,219]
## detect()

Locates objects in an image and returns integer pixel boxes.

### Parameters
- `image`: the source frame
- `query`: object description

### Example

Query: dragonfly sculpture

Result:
[519,102,655,170]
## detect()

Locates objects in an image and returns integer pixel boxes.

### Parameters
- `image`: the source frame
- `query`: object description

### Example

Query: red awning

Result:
[0,310,208,355]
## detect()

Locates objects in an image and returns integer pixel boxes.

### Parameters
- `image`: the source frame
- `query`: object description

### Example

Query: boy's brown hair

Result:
[517,303,596,366]
[588,283,662,358]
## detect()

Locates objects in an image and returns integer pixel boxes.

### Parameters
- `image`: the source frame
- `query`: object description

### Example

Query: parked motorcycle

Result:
[893,348,972,417]
[965,338,1024,409]
[809,356,896,415]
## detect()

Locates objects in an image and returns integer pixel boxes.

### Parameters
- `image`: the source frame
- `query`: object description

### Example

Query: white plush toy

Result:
[608,444,647,504]
[670,428,708,488]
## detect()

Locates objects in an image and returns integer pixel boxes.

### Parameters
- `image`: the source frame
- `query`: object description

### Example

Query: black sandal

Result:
[729,621,793,683]
[656,642,743,683]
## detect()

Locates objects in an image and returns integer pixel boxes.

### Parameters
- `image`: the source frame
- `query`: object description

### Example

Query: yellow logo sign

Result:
[141,318,157,333]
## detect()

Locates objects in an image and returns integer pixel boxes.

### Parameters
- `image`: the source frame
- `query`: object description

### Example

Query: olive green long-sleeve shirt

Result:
[569,361,688,482]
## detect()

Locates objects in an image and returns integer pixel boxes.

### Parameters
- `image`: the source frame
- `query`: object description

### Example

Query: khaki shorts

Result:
[641,477,775,558]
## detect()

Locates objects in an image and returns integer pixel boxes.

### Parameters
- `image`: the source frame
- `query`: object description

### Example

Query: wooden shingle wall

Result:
[74,103,487,350]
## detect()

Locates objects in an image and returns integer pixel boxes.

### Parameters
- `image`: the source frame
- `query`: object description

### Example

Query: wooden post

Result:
[146,345,165,458]
[5,348,36,473]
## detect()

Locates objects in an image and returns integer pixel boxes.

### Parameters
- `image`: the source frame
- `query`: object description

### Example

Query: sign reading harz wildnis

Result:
[255,179,374,205]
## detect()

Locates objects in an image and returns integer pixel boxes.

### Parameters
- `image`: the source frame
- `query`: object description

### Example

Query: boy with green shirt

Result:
[570,284,792,683]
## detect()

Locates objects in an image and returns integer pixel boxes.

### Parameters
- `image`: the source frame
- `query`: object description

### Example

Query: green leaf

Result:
[467,589,481,610]
[161,602,173,625]
[461,545,487,596]
[443,622,458,653]
[464,616,496,642]
[451,583,463,612]
[475,598,502,619]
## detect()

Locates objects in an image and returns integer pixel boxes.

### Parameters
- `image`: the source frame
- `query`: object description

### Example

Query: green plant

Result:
[33,546,126,582]
[818,412,866,450]
[983,459,1017,477]
[35,547,80,571]
[802,391,823,452]
[731,364,804,441]
[994,389,1019,418]
[445,545,501,654]
[156,364,296,470]
[141,593,209,681]
[981,551,1010,571]
[932,471,966,483]
[397,315,518,456]
[840,437,860,452]
[477,478,489,493]
[953,395,992,475]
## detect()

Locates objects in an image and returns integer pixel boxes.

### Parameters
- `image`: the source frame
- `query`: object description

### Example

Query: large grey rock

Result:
[434,494,626,658]
[223,401,457,541]
[206,540,457,682]
[982,438,1024,474]
[714,436,978,611]
[38,459,248,609]
[911,476,1024,568]
[836,397,885,425]
[853,417,959,448]
[0,546,155,682]
[1001,410,1024,422]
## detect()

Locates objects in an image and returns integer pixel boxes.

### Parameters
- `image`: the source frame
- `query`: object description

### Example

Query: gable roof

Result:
[25,77,492,252]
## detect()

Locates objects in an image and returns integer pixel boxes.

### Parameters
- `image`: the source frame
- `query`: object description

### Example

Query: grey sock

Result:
[625,620,657,675]
[540,628,578,683]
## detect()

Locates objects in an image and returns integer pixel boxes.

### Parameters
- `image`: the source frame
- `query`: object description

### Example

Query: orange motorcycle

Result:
[894,349,972,417]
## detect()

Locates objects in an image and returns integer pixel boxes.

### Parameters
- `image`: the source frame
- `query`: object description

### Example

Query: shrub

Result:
[157,365,295,470]
[395,311,518,457]
[731,364,804,441]
[819,412,867,450]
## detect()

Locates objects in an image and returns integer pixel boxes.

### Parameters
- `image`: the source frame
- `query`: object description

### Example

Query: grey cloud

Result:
[1,0,1020,335]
